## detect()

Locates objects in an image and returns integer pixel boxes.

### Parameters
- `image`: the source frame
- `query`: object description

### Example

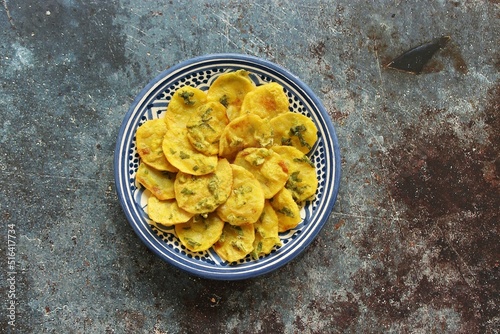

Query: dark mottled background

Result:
[0,1,498,333]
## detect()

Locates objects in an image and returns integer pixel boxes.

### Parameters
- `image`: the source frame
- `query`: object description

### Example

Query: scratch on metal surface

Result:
[2,0,15,29]
[436,223,477,288]
[358,112,387,154]
[373,45,385,97]
[213,12,255,55]
[332,212,387,221]
[21,235,43,247]
[252,3,286,23]
[128,24,147,36]
[127,34,147,47]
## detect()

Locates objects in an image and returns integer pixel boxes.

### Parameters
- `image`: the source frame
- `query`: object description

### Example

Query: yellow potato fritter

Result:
[218,114,274,161]
[174,158,233,214]
[164,85,207,128]
[270,188,301,232]
[213,223,255,263]
[136,119,178,172]
[162,126,218,175]
[186,101,229,156]
[270,112,318,154]
[206,70,256,121]
[251,201,282,259]
[271,145,318,203]
[216,164,265,226]
[136,162,176,200]
[240,82,289,119]
[147,196,194,226]
[233,148,289,199]
[175,213,225,252]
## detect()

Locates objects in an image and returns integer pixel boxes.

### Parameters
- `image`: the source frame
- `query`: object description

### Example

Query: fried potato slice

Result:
[147,196,194,226]
[136,119,178,172]
[136,162,176,200]
[219,114,274,161]
[174,158,233,214]
[175,213,225,252]
[216,164,265,226]
[251,201,282,259]
[270,188,302,232]
[213,223,255,263]
[233,148,289,199]
[164,86,207,128]
[271,145,318,203]
[206,70,256,121]
[186,101,229,156]
[270,112,318,153]
[240,82,289,119]
[162,126,218,175]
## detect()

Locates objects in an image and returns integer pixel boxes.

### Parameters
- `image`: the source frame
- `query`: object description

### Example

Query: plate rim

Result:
[114,53,341,280]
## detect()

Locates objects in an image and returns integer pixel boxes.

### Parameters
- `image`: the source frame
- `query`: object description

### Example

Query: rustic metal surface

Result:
[1,1,498,333]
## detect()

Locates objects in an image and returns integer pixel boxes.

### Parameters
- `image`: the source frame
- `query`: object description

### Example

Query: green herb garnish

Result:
[181,188,195,195]
[293,155,314,167]
[289,124,311,149]
[179,151,190,159]
[179,90,195,105]
[219,95,228,107]
[278,206,295,217]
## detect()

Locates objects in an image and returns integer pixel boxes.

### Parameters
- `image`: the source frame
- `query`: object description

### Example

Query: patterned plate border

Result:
[114,54,341,280]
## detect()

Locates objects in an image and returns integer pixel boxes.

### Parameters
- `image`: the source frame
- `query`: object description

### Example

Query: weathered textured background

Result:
[1,0,498,333]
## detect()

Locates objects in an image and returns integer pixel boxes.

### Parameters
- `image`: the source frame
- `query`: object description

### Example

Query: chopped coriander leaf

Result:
[179,90,195,105]
[186,238,201,247]
[181,188,195,195]
[231,240,246,252]
[207,178,219,194]
[289,124,311,149]
[234,185,253,195]
[251,242,263,260]
[200,108,213,122]
[293,155,314,167]
[219,95,228,107]
[289,171,302,183]
[179,151,190,159]
[232,225,244,236]
[278,206,295,217]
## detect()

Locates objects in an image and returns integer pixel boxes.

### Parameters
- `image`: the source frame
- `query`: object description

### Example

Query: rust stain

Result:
[334,219,346,230]
[293,293,360,333]
[353,84,499,331]
[309,40,326,62]
[117,310,146,333]
[440,41,469,75]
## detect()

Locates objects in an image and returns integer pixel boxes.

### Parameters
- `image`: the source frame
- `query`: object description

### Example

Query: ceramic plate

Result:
[114,54,341,280]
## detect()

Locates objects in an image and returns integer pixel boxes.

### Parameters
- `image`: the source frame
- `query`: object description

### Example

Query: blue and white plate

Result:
[114,54,341,280]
